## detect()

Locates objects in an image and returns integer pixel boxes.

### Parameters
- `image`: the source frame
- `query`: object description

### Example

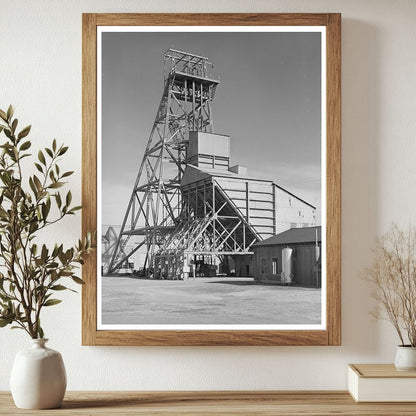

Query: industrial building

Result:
[104,49,317,279]
[253,226,321,287]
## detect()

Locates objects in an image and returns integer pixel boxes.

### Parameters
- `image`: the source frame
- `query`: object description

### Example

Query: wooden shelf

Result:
[2,391,416,415]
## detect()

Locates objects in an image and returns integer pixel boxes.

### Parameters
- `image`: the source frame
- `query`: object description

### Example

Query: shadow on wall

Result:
[341,19,381,356]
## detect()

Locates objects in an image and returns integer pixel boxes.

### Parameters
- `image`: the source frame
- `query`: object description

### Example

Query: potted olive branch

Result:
[0,105,94,409]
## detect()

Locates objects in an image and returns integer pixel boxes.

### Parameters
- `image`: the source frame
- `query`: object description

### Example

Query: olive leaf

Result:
[0,105,95,339]
[18,126,31,140]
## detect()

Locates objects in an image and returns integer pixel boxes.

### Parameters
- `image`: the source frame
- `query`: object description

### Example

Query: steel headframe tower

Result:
[107,49,220,274]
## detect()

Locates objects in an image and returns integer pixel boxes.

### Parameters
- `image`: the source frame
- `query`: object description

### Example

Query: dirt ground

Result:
[101,276,321,325]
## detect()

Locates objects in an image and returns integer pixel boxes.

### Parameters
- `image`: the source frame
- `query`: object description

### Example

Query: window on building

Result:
[272,258,278,275]
[261,258,267,275]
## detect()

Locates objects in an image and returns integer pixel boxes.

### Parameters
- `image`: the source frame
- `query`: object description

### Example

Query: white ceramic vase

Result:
[394,346,416,371]
[10,339,66,409]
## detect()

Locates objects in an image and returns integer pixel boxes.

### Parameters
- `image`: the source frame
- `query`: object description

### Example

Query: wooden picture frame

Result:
[82,13,341,346]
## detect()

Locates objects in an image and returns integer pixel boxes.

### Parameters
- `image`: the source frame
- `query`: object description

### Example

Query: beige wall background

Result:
[1,0,415,390]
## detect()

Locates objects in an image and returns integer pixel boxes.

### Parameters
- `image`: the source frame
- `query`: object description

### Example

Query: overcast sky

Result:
[101,31,322,227]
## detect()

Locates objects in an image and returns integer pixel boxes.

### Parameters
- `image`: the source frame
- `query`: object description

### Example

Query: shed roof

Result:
[254,226,322,246]
[183,164,272,184]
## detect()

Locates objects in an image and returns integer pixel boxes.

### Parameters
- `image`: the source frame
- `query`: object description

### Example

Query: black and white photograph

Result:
[98,28,326,329]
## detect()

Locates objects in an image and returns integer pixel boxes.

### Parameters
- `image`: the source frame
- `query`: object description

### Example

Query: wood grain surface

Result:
[95,13,330,26]
[81,13,98,346]
[326,12,342,347]
[82,13,341,346]
[1,391,416,415]
[350,364,416,378]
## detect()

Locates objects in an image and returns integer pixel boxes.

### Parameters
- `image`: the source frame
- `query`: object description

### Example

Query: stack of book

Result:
[348,364,416,402]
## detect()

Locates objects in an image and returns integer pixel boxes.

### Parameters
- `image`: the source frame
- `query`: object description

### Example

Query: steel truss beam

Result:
[154,179,260,279]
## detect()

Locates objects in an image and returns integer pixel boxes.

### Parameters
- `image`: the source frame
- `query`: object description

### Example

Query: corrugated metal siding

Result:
[216,177,275,239]
[273,185,316,235]
[188,131,230,159]
[215,177,316,240]
[253,243,321,288]
[181,165,317,242]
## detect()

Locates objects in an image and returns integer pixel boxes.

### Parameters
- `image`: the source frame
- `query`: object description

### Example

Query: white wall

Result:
[1,0,416,391]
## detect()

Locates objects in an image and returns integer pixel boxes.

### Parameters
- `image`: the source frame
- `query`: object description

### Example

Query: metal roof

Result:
[254,226,322,246]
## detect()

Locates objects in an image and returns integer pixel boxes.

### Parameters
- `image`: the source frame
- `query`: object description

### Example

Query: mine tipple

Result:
[105,49,316,279]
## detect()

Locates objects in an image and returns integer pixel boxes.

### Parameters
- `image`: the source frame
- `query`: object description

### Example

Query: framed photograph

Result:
[82,13,341,346]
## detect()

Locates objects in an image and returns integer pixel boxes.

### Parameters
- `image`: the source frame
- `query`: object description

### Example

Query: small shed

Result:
[253,226,321,287]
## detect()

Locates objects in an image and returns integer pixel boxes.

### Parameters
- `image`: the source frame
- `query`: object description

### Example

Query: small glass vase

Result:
[10,338,67,409]
[394,345,416,371]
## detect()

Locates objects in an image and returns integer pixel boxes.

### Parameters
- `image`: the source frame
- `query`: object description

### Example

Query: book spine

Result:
[347,366,359,402]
